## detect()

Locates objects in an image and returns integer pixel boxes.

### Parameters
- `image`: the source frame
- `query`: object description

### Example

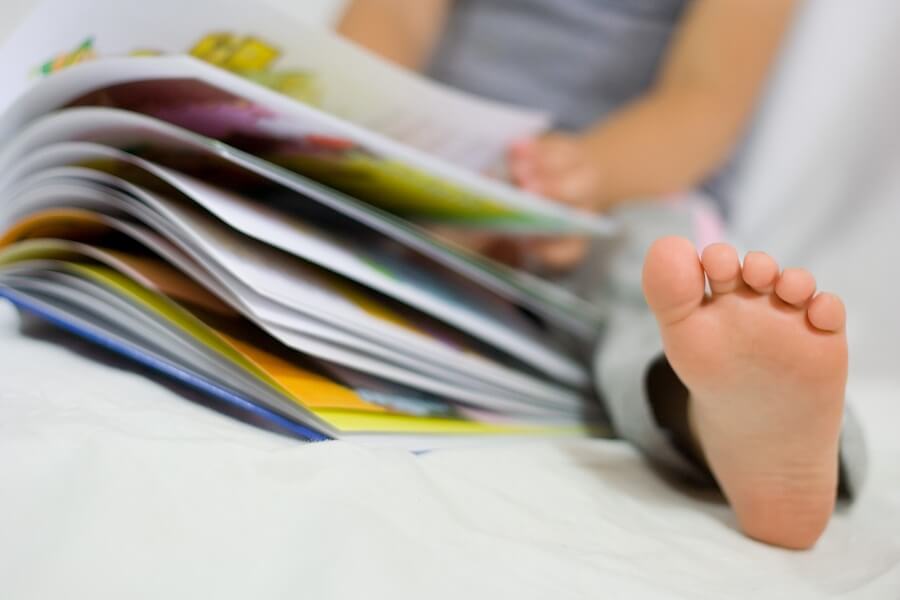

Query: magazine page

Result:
[0,178,583,414]
[1,153,589,402]
[0,146,589,386]
[0,237,374,416]
[0,0,615,234]
[0,240,458,419]
[0,239,576,420]
[0,0,549,170]
[0,275,580,439]
[0,107,606,334]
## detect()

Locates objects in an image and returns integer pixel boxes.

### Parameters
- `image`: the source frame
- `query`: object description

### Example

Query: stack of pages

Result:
[0,0,614,448]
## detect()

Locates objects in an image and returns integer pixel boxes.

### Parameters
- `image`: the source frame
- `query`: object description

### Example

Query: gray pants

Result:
[564,201,867,497]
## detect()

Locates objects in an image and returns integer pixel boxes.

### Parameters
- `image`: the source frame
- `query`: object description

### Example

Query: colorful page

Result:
[0,107,606,334]
[0,0,615,234]
[0,244,582,436]
[0,0,548,169]
[0,205,581,415]
[0,240,371,413]
[0,172,587,406]
[0,144,589,387]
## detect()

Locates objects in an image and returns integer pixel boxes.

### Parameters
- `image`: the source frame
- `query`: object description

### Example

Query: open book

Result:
[0,0,613,448]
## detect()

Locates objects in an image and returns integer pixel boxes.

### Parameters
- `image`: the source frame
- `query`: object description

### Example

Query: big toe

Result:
[643,236,706,325]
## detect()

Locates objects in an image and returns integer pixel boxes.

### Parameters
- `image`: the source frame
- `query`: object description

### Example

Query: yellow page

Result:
[271,153,537,226]
[83,262,554,434]
[80,263,564,434]
[318,409,584,436]
[73,262,385,414]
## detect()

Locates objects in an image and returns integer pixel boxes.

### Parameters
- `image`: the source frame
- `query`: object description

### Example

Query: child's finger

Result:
[530,133,581,172]
[508,142,539,186]
[525,236,589,273]
[509,137,538,157]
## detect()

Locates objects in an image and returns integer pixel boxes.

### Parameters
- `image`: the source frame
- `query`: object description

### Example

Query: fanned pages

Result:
[0,0,613,448]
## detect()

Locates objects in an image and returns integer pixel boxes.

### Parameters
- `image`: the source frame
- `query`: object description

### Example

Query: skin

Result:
[336,0,451,70]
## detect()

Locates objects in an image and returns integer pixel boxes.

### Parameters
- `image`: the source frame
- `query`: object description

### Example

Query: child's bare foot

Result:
[642,237,847,550]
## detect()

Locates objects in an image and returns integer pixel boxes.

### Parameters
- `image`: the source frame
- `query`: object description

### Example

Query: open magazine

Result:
[0,0,614,448]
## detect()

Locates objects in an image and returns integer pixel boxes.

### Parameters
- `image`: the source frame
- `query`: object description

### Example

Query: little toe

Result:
[742,251,780,293]
[775,268,817,306]
[642,236,705,325]
[701,243,744,294]
[807,293,846,332]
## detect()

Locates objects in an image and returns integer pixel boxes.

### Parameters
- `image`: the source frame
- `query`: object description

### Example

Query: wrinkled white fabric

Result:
[1,305,899,599]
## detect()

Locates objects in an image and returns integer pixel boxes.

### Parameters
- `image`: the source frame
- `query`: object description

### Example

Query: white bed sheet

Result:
[0,305,899,600]
[2,0,900,598]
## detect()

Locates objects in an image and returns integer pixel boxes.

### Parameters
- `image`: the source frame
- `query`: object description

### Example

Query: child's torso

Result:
[427,0,689,130]
[427,0,740,215]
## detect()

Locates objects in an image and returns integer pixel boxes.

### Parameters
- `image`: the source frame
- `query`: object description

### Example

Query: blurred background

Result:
[1,0,898,384]
[730,1,900,384]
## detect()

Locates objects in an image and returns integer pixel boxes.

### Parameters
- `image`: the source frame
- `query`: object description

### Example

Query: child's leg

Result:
[642,236,847,549]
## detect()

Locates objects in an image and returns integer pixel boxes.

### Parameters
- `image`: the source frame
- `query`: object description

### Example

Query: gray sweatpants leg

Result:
[573,201,867,496]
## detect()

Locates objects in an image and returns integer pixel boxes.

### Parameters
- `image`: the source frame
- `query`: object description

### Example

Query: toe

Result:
[701,243,744,294]
[643,236,705,325]
[775,268,817,306]
[807,293,846,332]
[742,251,780,293]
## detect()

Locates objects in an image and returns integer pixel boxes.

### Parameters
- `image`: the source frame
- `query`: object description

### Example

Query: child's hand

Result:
[509,134,607,213]
[498,133,604,272]
[429,133,606,275]
[430,227,589,275]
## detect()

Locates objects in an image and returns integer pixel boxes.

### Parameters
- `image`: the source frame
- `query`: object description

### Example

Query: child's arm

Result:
[336,0,452,69]
[511,0,801,212]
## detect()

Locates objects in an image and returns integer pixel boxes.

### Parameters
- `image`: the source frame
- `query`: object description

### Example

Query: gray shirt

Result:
[428,0,687,131]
